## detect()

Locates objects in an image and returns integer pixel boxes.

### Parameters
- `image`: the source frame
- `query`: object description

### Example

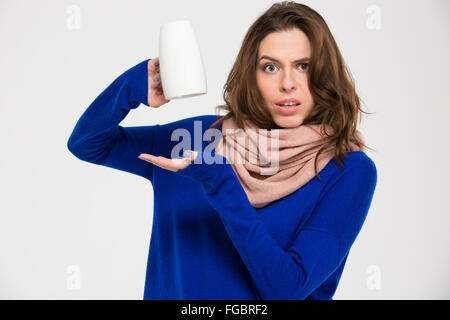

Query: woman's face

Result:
[256,28,314,128]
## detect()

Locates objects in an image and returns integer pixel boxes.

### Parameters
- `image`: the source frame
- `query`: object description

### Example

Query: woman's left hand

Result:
[138,150,199,172]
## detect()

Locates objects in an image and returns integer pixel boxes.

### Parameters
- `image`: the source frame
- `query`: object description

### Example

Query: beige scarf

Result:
[214,116,365,208]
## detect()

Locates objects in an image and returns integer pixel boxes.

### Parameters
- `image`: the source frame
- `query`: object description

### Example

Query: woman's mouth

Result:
[275,103,301,115]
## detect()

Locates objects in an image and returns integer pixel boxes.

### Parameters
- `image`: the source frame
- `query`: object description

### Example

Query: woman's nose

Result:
[278,69,297,91]
[280,76,296,92]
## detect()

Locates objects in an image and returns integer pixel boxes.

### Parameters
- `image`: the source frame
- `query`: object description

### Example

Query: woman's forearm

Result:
[67,59,150,163]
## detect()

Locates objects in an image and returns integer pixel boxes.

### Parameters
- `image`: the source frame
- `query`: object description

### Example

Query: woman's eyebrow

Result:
[259,55,310,63]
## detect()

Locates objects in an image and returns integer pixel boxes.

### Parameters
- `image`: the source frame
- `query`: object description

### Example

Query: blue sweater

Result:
[67,59,377,300]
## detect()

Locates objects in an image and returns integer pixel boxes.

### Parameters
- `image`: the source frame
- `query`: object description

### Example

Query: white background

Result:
[0,0,449,299]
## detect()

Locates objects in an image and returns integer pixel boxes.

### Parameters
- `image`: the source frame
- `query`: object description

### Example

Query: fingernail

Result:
[153,76,159,82]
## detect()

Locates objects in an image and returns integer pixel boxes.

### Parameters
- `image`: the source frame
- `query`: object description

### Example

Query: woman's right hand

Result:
[148,57,171,108]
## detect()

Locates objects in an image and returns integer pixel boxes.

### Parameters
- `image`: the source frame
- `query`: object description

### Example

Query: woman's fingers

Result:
[148,57,159,75]
[138,151,198,172]
[148,58,161,90]
[147,58,171,107]
[143,155,179,172]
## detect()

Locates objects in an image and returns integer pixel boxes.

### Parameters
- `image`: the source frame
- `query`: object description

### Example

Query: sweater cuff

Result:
[126,58,151,108]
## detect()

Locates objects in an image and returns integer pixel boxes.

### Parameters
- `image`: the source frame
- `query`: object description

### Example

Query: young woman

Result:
[67,1,377,300]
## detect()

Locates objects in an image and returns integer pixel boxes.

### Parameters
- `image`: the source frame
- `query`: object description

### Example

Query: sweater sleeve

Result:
[177,152,377,300]
[67,58,157,182]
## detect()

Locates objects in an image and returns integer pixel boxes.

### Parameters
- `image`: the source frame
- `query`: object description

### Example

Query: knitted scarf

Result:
[214,116,365,208]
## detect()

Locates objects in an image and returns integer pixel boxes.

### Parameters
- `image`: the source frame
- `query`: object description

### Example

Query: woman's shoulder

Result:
[319,151,377,188]
[330,151,378,189]
[311,151,377,206]
[342,151,377,175]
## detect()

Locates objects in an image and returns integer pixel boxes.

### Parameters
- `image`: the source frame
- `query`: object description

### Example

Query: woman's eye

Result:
[263,63,309,73]
[263,64,278,72]
[299,63,309,71]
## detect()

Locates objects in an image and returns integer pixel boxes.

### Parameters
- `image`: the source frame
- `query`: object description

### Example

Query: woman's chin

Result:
[273,116,303,129]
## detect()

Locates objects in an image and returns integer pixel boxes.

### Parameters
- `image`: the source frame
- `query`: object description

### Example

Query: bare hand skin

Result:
[138,150,199,172]
[147,57,171,108]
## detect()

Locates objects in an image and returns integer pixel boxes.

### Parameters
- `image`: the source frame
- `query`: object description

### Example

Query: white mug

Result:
[158,20,207,100]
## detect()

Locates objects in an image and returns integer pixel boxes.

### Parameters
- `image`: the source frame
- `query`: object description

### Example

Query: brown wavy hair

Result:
[208,1,375,178]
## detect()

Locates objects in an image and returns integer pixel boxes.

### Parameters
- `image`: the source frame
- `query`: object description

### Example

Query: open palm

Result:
[138,150,199,172]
